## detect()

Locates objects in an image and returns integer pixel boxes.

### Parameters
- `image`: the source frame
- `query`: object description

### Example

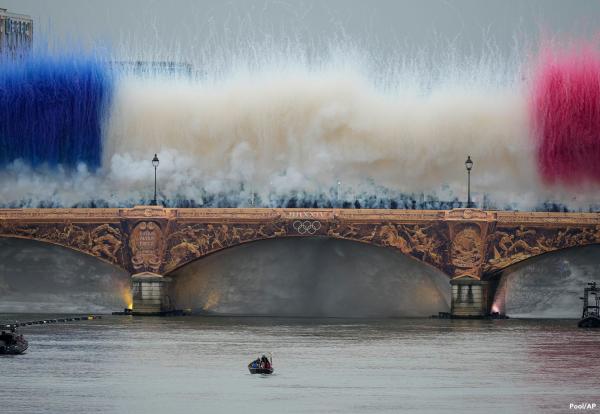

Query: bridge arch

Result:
[164,233,452,278]
[0,237,130,312]
[0,233,127,271]
[163,220,452,277]
[483,244,600,317]
[166,236,451,317]
[483,224,600,277]
[483,242,600,281]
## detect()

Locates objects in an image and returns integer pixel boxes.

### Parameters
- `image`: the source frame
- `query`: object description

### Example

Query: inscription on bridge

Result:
[283,211,333,220]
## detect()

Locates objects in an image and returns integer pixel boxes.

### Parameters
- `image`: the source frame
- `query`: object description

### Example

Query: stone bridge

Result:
[1,206,599,316]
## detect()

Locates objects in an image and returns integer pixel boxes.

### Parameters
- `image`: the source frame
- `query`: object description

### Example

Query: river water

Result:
[1,315,598,414]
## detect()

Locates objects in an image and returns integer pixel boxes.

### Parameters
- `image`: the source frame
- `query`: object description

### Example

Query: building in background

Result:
[0,8,33,57]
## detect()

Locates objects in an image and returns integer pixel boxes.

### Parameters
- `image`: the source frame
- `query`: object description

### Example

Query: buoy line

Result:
[2,315,103,330]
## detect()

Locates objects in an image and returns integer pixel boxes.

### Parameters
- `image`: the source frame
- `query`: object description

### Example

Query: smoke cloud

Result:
[0,38,599,210]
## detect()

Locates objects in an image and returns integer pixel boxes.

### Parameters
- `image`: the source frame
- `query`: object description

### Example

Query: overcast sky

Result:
[3,0,599,61]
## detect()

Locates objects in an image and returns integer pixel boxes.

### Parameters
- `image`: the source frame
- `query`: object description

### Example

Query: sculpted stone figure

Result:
[360,226,378,242]
[90,224,123,263]
[378,224,412,254]
[451,226,482,270]
[169,241,201,267]
[594,225,600,242]
[256,225,270,239]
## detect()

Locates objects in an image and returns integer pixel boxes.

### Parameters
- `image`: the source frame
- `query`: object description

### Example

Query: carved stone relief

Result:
[484,225,600,273]
[1,208,599,279]
[129,221,163,272]
[328,221,447,269]
[0,221,124,266]
[164,220,289,271]
[450,224,483,276]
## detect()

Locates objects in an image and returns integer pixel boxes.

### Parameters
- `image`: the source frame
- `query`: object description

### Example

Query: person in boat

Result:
[261,355,271,370]
[251,358,260,369]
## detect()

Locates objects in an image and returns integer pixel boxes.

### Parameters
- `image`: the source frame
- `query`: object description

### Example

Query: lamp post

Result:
[151,153,159,206]
[465,155,473,208]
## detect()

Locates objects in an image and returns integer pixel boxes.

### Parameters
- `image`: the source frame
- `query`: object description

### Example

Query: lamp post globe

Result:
[465,155,473,208]
[151,153,159,206]
[465,155,473,172]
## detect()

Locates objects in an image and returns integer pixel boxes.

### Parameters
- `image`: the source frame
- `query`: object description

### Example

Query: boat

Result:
[578,282,600,328]
[0,329,29,355]
[248,354,274,375]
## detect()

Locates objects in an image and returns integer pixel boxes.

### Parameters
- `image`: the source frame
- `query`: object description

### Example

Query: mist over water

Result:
[0,238,129,313]
[493,245,600,318]
[170,237,451,317]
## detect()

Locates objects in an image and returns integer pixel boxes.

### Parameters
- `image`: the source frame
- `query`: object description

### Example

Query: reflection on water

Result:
[0,314,598,414]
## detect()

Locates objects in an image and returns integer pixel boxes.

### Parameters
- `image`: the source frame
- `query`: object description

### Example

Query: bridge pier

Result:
[131,272,172,315]
[450,278,489,318]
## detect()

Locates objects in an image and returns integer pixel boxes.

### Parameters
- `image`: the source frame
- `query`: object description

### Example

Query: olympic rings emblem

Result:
[292,220,322,235]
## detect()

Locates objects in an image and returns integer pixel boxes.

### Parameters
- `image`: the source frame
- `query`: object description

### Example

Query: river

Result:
[1,315,598,414]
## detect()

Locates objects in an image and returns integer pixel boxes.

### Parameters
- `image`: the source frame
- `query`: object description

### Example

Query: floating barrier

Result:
[2,315,102,330]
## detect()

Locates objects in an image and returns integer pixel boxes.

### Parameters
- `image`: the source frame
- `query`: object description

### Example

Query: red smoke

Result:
[530,43,600,184]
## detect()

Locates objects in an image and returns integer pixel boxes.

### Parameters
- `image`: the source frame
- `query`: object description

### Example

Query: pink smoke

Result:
[530,42,600,184]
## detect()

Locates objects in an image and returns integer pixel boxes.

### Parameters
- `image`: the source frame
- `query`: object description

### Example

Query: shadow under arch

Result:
[483,244,600,318]
[0,233,127,272]
[0,237,130,313]
[164,233,451,279]
[484,242,600,282]
[167,236,451,317]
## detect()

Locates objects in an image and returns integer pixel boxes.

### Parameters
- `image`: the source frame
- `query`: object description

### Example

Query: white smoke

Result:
[105,69,533,200]
[1,40,599,209]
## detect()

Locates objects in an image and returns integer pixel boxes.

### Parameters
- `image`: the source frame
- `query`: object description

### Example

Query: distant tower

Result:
[0,8,33,59]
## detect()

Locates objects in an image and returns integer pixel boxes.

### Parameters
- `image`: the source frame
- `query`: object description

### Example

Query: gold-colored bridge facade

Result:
[1,206,599,280]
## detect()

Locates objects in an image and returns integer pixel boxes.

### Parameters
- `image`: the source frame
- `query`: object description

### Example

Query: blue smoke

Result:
[0,53,112,169]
